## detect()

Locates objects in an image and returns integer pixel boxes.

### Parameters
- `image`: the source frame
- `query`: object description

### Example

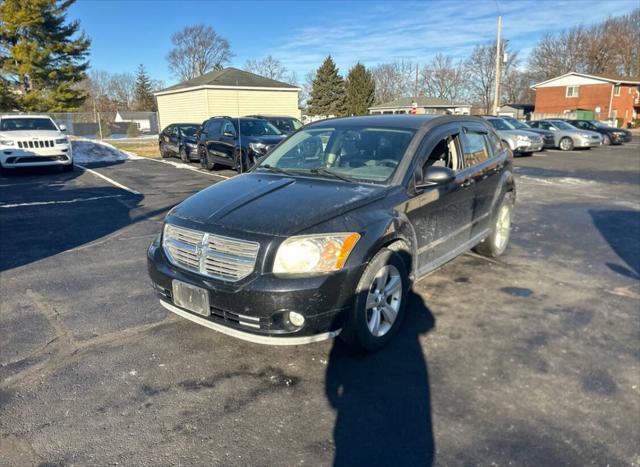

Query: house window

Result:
[613,85,621,96]
[566,86,579,97]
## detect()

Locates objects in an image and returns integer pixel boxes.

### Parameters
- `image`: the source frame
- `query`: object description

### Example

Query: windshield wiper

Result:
[258,164,297,176]
[308,167,355,183]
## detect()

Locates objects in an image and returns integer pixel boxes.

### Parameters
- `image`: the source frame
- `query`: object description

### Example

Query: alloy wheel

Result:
[494,203,512,252]
[365,265,402,337]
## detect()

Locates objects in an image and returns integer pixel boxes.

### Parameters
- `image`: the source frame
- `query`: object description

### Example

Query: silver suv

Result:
[529,119,602,151]
[482,117,543,156]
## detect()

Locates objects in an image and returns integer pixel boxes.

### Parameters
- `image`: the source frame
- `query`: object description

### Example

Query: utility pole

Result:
[414,63,419,101]
[493,15,502,116]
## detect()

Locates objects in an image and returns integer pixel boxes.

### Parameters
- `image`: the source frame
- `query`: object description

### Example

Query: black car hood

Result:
[169,173,388,236]
[243,135,286,145]
[183,135,197,144]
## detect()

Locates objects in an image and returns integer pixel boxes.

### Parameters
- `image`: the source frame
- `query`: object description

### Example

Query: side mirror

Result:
[223,131,236,138]
[59,124,67,132]
[416,166,455,189]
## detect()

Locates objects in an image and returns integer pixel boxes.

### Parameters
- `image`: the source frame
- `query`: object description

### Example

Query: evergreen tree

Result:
[308,56,346,116]
[133,64,156,111]
[345,63,375,116]
[0,0,90,111]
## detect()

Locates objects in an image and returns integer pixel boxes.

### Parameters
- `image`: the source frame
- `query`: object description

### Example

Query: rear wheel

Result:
[474,194,514,258]
[559,137,574,151]
[340,249,409,352]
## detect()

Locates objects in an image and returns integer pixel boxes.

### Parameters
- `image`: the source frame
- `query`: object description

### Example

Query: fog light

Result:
[288,311,305,327]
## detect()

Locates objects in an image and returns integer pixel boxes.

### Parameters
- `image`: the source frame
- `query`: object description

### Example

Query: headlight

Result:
[515,135,530,142]
[249,142,267,153]
[55,137,68,144]
[581,133,593,138]
[186,141,197,148]
[273,233,360,274]
[0,139,14,146]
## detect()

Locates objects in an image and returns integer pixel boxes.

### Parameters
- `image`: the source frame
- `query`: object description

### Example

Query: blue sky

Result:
[69,0,638,85]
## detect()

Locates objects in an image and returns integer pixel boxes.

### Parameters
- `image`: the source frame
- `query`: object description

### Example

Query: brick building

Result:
[531,72,640,126]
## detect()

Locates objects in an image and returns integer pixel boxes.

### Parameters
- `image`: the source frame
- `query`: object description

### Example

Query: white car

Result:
[0,114,73,172]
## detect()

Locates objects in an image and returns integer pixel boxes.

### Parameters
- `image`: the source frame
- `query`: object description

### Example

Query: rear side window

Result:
[460,130,490,167]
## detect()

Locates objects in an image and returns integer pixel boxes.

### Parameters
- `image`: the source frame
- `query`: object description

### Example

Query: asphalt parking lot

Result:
[1,139,639,466]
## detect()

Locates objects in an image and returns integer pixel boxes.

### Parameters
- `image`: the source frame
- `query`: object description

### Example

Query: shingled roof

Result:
[155,67,298,95]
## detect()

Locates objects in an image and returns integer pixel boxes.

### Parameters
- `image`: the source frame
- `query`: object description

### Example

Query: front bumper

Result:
[0,146,72,168]
[574,135,602,148]
[514,140,543,153]
[147,239,364,344]
[611,132,631,143]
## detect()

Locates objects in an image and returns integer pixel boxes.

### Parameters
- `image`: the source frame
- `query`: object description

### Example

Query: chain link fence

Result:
[2,111,159,140]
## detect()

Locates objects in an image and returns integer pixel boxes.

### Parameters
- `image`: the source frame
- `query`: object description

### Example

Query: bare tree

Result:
[299,70,316,110]
[502,69,536,104]
[243,55,287,81]
[466,42,519,113]
[371,60,415,104]
[108,72,135,109]
[528,9,640,81]
[420,53,468,103]
[167,25,233,81]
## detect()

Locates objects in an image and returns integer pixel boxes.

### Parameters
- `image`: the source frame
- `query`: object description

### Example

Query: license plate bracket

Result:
[172,280,210,317]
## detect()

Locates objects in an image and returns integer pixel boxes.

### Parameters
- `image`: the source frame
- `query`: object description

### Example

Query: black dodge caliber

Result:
[148,115,516,351]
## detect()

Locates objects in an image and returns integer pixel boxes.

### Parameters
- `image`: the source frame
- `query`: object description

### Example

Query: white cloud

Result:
[269,0,637,77]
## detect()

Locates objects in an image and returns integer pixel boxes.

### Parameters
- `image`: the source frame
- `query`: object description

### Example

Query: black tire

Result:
[340,248,409,352]
[559,137,574,151]
[602,134,612,145]
[202,150,215,171]
[159,143,169,158]
[234,149,247,173]
[474,193,515,258]
[62,162,74,172]
[179,145,189,163]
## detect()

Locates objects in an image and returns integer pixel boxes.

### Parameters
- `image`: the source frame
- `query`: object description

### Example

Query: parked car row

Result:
[158,115,302,170]
[484,115,632,155]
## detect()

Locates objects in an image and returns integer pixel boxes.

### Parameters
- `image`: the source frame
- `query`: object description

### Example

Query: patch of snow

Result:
[71,138,143,163]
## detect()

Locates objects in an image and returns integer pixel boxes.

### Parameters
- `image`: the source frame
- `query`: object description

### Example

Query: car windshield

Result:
[488,118,515,130]
[505,119,529,129]
[180,125,199,137]
[0,117,57,132]
[256,126,416,184]
[267,118,303,133]
[550,120,575,130]
[238,119,281,136]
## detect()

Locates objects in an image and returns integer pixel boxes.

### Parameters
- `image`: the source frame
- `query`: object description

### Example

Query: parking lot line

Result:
[149,158,231,179]
[77,164,142,195]
[0,194,124,208]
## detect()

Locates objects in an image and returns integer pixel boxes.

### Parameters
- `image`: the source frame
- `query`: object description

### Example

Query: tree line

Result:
[1,1,637,114]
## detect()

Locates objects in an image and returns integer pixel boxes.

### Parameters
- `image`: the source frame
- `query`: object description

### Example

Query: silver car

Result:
[529,119,602,151]
[482,117,544,156]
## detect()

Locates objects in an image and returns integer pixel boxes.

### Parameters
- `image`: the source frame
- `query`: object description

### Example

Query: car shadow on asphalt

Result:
[0,166,149,272]
[590,209,640,280]
[325,290,435,466]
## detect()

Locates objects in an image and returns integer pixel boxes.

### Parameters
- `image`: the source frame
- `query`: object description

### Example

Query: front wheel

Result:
[340,249,409,352]
[602,134,612,145]
[62,162,74,172]
[474,194,514,258]
[179,146,189,163]
[559,137,574,151]
[234,150,248,172]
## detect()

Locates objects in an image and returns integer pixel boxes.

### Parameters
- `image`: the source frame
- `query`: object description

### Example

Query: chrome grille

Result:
[17,140,55,149]
[163,224,259,282]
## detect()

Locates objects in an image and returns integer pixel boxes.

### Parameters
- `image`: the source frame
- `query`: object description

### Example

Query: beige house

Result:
[155,68,300,129]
